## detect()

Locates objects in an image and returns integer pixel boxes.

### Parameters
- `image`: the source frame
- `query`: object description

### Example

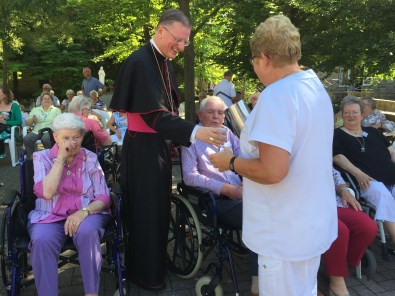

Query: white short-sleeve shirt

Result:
[213,79,236,107]
[241,69,337,261]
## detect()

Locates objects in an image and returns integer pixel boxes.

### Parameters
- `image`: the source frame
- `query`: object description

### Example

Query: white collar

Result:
[150,39,167,60]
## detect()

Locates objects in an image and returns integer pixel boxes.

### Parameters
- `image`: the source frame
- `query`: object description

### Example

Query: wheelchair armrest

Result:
[111,182,122,195]
[38,127,53,136]
[177,182,210,197]
[0,189,20,206]
[333,165,361,199]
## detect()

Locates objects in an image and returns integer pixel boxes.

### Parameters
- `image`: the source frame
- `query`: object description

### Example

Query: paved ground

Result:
[1,145,395,295]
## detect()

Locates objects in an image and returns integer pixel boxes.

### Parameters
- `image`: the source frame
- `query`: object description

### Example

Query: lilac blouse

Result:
[181,126,241,195]
[30,144,110,223]
[332,168,349,208]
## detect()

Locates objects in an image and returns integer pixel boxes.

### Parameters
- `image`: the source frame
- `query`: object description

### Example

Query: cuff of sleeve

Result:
[33,182,44,198]
[190,126,199,144]
[92,194,111,206]
[211,180,224,196]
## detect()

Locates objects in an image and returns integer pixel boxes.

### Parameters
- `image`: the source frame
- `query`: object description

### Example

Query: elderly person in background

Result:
[209,15,337,296]
[68,95,112,147]
[323,168,377,296]
[362,96,395,132]
[106,111,127,143]
[24,93,61,157]
[35,84,60,107]
[0,85,22,159]
[182,96,259,296]
[90,90,110,128]
[333,95,395,245]
[28,113,111,296]
[61,89,75,112]
[82,67,106,96]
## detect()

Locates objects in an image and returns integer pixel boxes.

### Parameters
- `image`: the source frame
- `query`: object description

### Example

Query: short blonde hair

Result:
[66,89,75,95]
[250,15,301,67]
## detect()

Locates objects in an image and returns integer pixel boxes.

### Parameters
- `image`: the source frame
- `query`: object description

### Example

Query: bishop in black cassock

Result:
[110,10,199,290]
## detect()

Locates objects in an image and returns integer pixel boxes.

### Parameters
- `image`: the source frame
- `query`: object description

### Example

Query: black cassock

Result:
[110,42,195,288]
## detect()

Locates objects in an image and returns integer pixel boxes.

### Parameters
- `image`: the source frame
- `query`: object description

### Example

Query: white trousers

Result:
[361,180,395,222]
[258,255,320,296]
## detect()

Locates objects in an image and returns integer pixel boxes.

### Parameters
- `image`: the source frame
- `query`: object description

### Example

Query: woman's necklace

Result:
[355,136,366,152]
[343,127,366,152]
[150,42,174,113]
[65,160,71,176]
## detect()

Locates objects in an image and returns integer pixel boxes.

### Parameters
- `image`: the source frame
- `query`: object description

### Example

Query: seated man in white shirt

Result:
[181,96,258,296]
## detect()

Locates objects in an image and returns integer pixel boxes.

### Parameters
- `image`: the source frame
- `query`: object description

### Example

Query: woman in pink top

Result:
[68,95,112,147]
[28,113,111,296]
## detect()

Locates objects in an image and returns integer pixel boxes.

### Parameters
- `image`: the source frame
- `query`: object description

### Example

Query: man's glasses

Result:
[163,26,190,47]
[249,56,257,65]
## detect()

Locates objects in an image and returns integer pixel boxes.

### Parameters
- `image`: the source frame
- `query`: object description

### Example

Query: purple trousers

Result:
[28,214,110,296]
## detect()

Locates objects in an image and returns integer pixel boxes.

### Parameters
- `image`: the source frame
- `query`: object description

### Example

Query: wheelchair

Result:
[0,150,126,296]
[341,170,394,264]
[167,181,248,296]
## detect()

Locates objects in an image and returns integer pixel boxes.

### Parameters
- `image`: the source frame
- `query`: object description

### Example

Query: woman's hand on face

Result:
[64,210,88,237]
[57,139,77,161]
[209,147,234,172]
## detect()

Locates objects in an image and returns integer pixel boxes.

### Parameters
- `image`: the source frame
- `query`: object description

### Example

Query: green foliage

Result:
[25,40,89,96]
[0,0,394,103]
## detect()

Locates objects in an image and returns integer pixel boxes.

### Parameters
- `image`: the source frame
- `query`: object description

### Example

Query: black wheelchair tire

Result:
[0,206,22,296]
[361,248,377,276]
[167,194,203,279]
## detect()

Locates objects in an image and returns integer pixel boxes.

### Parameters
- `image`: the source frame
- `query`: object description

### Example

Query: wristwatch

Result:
[82,207,91,216]
[229,156,238,173]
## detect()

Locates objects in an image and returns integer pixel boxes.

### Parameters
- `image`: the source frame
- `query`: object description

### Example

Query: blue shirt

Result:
[82,77,104,96]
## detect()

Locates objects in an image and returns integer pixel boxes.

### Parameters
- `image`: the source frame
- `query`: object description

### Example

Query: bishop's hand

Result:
[195,127,226,146]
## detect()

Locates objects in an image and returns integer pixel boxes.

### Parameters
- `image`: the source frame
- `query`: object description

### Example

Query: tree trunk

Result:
[2,39,8,86]
[178,0,196,123]
[12,71,18,98]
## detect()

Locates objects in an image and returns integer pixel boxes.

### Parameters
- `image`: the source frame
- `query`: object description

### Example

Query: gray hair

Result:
[340,96,364,113]
[52,113,85,133]
[40,92,54,102]
[42,83,52,90]
[66,89,75,95]
[362,96,376,109]
[68,95,92,113]
[90,90,98,97]
[200,96,226,111]
[158,9,191,28]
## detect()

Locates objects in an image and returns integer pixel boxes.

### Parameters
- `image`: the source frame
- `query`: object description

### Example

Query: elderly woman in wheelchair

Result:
[68,95,112,148]
[333,96,395,246]
[28,113,111,296]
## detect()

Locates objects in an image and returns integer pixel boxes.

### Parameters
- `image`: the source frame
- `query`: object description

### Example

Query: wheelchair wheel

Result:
[167,194,203,279]
[361,248,377,276]
[0,206,21,295]
[196,275,224,296]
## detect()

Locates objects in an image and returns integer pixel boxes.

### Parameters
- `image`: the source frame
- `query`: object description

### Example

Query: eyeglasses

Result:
[163,26,190,47]
[250,56,257,65]
[343,111,361,116]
